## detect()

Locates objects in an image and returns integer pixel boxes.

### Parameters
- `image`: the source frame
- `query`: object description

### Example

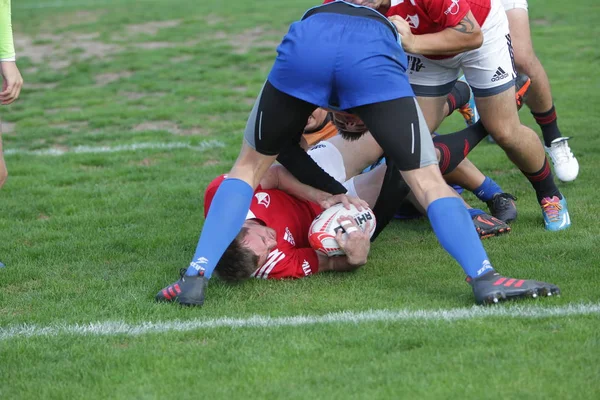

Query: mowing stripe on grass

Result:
[1,303,598,340]
[14,0,177,9]
[4,141,225,156]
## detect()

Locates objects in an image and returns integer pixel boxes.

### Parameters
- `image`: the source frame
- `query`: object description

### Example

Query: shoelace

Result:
[542,198,562,222]
[549,140,574,164]
[458,105,474,120]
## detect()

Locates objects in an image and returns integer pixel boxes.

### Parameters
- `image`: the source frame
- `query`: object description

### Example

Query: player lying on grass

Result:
[0,0,24,190]
[197,171,372,283]
[157,0,560,306]
[191,125,509,285]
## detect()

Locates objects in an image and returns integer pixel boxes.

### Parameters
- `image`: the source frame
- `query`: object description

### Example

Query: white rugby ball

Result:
[308,203,376,257]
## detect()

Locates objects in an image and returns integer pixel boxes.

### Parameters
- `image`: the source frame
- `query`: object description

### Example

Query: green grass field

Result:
[1,0,599,398]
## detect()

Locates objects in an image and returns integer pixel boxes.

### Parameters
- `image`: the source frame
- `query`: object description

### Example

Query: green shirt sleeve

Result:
[0,0,15,61]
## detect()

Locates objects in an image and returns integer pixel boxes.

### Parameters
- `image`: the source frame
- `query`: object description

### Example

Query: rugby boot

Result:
[156,268,208,306]
[486,193,518,223]
[515,73,531,111]
[457,76,479,126]
[541,195,571,231]
[545,137,579,182]
[467,270,560,305]
[472,212,511,239]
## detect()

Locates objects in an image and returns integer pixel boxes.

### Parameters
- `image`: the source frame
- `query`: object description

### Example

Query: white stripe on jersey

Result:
[254,249,286,279]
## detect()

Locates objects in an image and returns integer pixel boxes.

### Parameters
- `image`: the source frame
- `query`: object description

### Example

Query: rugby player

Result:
[0,0,24,189]
[187,127,509,286]
[371,0,571,231]
[501,0,578,182]
[156,0,560,306]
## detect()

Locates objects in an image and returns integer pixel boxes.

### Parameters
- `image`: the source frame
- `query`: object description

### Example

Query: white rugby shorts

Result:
[307,140,347,183]
[407,0,516,97]
[501,0,528,11]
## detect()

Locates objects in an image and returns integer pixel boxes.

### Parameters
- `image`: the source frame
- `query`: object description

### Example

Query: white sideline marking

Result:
[4,141,225,156]
[1,303,598,341]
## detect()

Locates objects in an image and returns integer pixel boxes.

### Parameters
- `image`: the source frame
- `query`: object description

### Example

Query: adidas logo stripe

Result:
[491,67,509,82]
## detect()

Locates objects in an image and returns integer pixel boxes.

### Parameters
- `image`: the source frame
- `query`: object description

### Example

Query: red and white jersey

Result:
[385,0,491,35]
[204,175,323,279]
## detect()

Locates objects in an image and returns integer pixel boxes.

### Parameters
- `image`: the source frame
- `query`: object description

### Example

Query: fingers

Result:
[0,62,24,105]
[322,194,366,211]
[337,216,363,235]
[324,194,366,211]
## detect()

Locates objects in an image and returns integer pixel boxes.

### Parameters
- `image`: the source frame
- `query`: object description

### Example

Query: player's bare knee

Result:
[488,124,517,148]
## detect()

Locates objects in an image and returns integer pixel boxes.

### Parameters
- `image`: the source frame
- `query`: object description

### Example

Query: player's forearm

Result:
[0,1,16,61]
[277,142,347,195]
[274,164,331,204]
[411,13,482,55]
[317,252,365,273]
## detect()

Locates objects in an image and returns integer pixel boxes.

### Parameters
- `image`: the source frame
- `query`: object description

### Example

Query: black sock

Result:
[521,158,562,202]
[532,105,562,147]
[433,121,489,175]
[446,81,471,116]
[370,158,411,241]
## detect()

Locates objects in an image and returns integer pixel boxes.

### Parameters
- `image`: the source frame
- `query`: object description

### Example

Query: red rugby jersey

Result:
[321,0,491,59]
[204,175,323,279]
[385,0,490,35]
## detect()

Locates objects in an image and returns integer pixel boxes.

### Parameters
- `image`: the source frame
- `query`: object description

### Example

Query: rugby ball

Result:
[308,203,376,257]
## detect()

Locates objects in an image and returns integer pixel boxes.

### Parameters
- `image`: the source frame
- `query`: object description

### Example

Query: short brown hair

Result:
[214,227,260,283]
[331,112,368,141]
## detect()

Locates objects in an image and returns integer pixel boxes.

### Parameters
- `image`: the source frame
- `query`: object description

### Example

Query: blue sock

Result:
[467,208,485,218]
[472,176,503,202]
[186,178,254,278]
[427,197,494,278]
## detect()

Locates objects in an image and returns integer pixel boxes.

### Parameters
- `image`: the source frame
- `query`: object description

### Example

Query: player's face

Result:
[304,108,329,132]
[242,221,277,266]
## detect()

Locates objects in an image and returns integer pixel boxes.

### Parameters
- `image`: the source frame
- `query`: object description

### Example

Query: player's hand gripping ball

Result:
[309,203,376,256]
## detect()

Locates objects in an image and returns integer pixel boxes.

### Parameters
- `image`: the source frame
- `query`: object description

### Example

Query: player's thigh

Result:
[327,133,384,178]
[352,97,437,173]
[405,53,460,131]
[415,96,448,132]
[505,8,536,70]
[475,88,521,139]
[244,81,316,157]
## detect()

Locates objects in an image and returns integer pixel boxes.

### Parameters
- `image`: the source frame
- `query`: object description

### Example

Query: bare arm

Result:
[260,164,332,205]
[390,11,483,55]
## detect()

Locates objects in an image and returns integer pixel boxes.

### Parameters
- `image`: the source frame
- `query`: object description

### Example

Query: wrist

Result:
[408,35,420,54]
[347,257,367,268]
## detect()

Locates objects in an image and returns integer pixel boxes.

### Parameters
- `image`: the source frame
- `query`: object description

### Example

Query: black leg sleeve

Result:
[277,142,347,195]
[370,158,411,242]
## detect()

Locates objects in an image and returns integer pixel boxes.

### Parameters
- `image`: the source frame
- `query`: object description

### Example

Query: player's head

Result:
[215,220,277,282]
[331,112,368,141]
[304,108,330,133]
